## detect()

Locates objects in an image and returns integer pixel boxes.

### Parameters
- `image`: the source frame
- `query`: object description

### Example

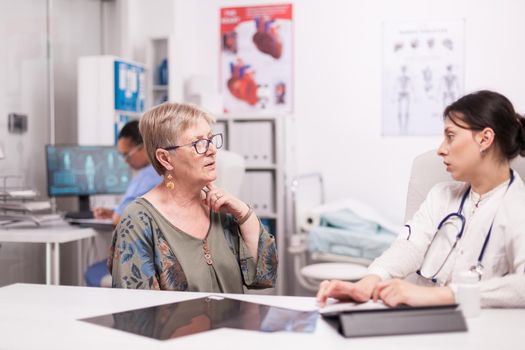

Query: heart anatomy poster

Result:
[220,4,293,114]
[382,20,464,136]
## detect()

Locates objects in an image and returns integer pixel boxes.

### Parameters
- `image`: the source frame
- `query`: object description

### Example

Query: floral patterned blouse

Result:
[108,198,278,293]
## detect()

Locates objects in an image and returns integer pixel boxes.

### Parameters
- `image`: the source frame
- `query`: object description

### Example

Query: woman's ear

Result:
[156,149,174,171]
[478,127,495,152]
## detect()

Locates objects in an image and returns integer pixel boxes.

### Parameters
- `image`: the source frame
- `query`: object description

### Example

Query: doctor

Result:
[317,90,525,308]
[92,120,162,225]
[86,120,162,287]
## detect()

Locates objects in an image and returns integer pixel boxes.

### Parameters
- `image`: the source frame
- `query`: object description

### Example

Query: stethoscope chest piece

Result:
[469,263,484,281]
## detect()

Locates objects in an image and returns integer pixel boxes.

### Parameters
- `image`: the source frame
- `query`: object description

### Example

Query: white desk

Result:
[0,283,523,350]
[0,222,96,285]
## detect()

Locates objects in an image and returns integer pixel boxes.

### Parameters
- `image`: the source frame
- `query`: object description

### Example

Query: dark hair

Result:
[118,120,143,145]
[444,90,525,160]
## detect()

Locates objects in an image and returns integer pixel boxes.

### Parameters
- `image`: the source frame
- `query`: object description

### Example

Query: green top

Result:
[109,197,278,293]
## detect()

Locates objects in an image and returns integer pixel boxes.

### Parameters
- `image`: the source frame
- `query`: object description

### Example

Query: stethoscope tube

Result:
[411,170,515,284]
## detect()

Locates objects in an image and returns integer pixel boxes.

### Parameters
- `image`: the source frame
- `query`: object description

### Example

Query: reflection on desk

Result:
[82,296,317,340]
[0,284,524,350]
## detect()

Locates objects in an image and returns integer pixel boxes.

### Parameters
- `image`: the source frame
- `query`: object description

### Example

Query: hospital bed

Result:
[288,173,401,291]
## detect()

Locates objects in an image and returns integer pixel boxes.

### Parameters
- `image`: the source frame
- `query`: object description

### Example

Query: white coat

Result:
[368,170,525,307]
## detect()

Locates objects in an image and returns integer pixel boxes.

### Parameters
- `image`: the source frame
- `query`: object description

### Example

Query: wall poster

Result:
[220,4,293,114]
[382,20,464,136]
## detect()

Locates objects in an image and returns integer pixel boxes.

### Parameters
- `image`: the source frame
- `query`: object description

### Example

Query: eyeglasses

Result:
[164,133,223,155]
[121,144,143,161]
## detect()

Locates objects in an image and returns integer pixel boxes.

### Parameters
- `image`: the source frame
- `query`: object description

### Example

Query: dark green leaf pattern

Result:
[131,263,142,280]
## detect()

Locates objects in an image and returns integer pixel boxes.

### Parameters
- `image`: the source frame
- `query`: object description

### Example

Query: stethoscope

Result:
[409,170,515,284]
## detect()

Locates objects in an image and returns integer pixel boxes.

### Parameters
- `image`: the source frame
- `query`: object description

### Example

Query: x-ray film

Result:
[81,296,318,340]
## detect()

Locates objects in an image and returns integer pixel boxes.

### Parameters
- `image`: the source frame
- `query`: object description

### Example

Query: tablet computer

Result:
[322,304,467,338]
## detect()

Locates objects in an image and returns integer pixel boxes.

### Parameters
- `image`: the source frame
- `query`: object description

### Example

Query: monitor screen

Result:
[46,145,131,197]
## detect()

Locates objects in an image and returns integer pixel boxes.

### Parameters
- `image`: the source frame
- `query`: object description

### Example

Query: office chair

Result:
[215,150,245,198]
[404,149,525,222]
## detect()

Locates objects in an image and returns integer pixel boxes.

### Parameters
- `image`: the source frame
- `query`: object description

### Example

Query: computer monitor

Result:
[45,145,132,212]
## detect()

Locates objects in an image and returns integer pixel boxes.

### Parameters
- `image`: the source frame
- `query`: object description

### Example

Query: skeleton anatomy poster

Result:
[382,20,464,136]
[220,4,293,114]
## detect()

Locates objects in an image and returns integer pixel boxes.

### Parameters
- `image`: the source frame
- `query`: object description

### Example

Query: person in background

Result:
[92,120,162,225]
[85,120,162,287]
[317,90,525,308]
[108,102,278,292]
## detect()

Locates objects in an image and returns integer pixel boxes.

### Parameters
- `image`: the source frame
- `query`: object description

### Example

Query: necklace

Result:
[473,194,483,208]
[203,239,213,265]
[469,191,484,217]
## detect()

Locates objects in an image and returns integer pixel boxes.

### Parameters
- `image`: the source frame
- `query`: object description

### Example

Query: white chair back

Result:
[215,150,245,198]
[404,150,525,222]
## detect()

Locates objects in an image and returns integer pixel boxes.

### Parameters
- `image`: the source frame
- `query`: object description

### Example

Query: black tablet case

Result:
[323,304,467,338]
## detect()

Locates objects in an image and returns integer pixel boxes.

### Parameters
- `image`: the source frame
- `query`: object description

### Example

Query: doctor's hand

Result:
[372,278,455,307]
[93,207,114,219]
[316,275,382,307]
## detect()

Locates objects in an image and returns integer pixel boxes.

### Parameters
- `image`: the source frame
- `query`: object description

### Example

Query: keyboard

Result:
[64,211,94,220]
[66,218,114,231]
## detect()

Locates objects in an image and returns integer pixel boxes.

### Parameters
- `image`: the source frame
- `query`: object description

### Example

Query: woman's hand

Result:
[316,275,382,307]
[203,182,249,220]
[204,182,259,258]
[372,278,455,307]
[93,207,114,219]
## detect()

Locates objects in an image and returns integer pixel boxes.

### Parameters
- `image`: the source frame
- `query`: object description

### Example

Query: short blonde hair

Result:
[139,102,215,174]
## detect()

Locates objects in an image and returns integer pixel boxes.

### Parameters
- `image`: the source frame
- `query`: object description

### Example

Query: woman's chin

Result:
[449,171,465,182]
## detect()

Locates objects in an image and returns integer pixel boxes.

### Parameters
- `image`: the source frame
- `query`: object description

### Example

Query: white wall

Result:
[0,0,49,286]
[114,0,175,66]
[53,0,103,145]
[0,0,103,287]
[164,0,525,224]
[0,0,49,193]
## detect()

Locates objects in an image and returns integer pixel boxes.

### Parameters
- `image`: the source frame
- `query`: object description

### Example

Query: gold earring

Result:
[165,174,175,190]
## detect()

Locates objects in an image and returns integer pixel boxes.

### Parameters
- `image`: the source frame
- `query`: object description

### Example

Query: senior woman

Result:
[108,102,277,292]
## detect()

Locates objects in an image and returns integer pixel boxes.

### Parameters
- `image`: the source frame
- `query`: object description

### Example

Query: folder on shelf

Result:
[240,171,255,208]
[251,172,274,213]
[252,121,274,164]
[241,171,274,214]
[230,121,274,166]
[230,122,248,161]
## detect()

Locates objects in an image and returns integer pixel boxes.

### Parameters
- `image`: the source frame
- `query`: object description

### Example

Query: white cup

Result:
[453,270,481,318]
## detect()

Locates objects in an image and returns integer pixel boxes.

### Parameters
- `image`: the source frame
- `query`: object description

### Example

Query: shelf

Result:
[146,37,170,108]
[246,164,277,171]
[256,212,277,219]
[218,114,284,294]
[153,85,168,91]
[216,114,284,122]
